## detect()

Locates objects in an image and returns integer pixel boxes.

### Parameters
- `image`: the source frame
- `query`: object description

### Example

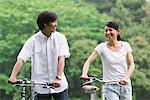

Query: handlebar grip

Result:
[8,80,24,84]
[16,80,24,84]
[8,80,15,84]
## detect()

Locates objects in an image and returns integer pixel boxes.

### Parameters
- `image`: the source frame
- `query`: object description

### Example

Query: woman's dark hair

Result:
[37,11,57,30]
[105,21,121,41]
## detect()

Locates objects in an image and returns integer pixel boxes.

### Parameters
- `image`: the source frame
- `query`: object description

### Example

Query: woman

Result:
[81,22,135,100]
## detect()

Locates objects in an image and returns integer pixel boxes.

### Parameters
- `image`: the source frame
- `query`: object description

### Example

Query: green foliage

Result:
[111,2,132,26]
[0,0,37,36]
[0,33,28,75]
[83,0,117,13]
[129,36,150,69]
[83,0,148,26]
[119,0,146,23]
[132,69,150,99]
[142,3,150,26]
[0,74,14,94]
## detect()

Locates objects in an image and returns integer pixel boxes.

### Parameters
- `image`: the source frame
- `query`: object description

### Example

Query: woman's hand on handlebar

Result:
[119,79,127,86]
[80,74,90,81]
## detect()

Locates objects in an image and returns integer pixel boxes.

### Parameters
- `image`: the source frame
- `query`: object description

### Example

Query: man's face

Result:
[46,20,57,33]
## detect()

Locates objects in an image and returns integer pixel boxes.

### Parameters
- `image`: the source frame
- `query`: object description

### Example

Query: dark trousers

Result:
[36,89,69,100]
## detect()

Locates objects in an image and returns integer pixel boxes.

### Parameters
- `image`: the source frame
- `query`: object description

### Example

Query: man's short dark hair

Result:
[37,11,57,30]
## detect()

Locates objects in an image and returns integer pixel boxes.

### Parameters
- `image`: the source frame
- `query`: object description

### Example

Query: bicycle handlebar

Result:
[8,79,30,84]
[8,79,54,89]
[81,76,119,86]
[81,76,104,85]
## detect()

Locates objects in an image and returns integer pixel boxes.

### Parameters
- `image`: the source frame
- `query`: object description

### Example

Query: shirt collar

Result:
[38,30,55,40]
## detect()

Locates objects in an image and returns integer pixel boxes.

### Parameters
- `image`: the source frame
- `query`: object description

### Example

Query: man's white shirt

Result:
[17,31,70,94]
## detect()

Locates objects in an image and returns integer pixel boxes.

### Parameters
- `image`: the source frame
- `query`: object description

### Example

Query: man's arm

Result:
[52,56,65,88]
[8,58,24,83]
[57,56,65,79]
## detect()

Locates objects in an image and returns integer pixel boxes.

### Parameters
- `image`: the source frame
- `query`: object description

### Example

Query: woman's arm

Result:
[120,52,135,85]
[125,52,135,80]
[81,50,99,78]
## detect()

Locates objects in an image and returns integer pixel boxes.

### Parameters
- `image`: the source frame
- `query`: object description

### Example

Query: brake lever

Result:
[42,83,55,89]
[82,79,94,86]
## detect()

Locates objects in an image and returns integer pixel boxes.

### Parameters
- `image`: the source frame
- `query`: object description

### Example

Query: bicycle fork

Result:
[21,86,26,100]
[90,82,98,100]
[90,85,105,100]
[90,91,98,100]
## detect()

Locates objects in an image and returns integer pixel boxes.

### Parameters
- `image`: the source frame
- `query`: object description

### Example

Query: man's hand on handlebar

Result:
[8,77,17,84]
[52,79,61,88]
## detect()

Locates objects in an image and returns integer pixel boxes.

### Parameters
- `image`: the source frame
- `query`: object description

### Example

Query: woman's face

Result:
[104,26,119,41]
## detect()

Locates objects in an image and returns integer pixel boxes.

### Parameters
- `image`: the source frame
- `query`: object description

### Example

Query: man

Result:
[8,11,70,100]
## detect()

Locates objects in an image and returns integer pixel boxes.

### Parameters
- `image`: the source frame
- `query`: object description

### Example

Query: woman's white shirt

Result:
[95,41,132,82]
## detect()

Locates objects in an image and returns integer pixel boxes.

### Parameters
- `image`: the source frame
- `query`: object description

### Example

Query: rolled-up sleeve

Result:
[58,36,70,58]
[125,42,132,53]
[95,43,103,55]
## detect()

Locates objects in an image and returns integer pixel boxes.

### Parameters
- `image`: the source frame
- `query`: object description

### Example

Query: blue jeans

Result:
[36,89,69,100]
[104,82,132,100]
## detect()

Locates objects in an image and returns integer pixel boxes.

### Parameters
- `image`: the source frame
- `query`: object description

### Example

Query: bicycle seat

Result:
[82,85,99,94]
[82,85,99,91]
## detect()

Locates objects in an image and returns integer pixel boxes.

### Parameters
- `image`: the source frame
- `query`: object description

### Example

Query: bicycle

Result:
[81,76,120,100]
[8,78,55,100]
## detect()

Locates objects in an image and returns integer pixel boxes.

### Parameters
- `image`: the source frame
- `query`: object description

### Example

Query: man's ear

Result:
[43,23,47,27]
